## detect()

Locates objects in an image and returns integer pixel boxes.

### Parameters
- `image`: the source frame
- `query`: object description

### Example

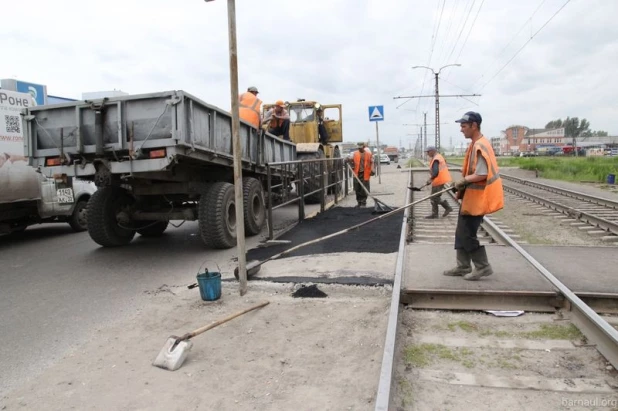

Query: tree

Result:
[545,119,563,129]
[563,117,590,139]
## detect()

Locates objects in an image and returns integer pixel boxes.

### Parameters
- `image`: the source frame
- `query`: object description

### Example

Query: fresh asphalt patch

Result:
[247,206,401,262]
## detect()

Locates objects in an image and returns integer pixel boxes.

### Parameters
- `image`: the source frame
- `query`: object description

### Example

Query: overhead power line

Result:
[479,0,571,91]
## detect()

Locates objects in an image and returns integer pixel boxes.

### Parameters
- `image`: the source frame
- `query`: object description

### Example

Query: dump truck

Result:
[1,89,95,235]
[23,90,295,248]
[262,99,343,203]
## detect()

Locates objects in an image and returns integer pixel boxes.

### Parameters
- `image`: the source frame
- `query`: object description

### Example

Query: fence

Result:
[265,156,352,240]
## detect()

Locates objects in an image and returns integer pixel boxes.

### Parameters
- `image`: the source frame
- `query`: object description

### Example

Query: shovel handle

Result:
[180,301,269,341]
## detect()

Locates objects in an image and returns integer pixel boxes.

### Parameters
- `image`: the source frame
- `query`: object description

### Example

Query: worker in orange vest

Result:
[262,100,290,141]
[238,86,262,128]
[349,142,374,208]
[445,111,504,281]
[424,146,453,219]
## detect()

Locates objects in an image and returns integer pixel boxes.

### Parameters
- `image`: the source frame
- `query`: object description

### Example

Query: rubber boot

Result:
[464,246,493,281]
[424,203,439,219]
[443,249,472,276]
[441,200,453,217]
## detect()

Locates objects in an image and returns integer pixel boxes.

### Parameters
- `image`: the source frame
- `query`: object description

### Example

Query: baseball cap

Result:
[247,86,259,93]
[455,111,482,124]
[357,142,366,147]
[275,100,285,107]
[425,146,437,152]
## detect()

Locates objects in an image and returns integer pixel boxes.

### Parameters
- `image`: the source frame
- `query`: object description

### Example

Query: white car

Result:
[379,154,390,165]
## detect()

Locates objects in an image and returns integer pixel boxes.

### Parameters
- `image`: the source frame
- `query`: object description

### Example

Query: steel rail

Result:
[479,215,618,369]
[502,183,618,236]
[374,171,411,411]
[501,173,618,210]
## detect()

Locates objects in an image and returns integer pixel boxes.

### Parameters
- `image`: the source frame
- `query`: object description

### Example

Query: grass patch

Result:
[495,359,518,370]
[499,156,618,183]
[398,378,414,408]
[520,324,583,340]
[447,320,479,332]
[403,343,474,368]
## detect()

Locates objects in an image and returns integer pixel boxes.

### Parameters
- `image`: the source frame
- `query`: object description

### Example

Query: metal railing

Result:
[265,157,352,240]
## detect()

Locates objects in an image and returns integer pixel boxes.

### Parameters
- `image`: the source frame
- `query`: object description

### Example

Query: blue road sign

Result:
[368,105,384,122]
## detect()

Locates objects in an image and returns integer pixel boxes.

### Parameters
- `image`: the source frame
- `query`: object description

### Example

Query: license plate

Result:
[57,188,75,203]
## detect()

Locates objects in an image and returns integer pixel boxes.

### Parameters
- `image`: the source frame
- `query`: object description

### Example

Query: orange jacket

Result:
[429,153,452,186]
[353,150,373,181]
[238,92,262,128]
[461,137,504,216]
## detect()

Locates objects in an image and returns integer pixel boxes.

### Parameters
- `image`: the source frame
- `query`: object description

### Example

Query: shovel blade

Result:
[153,337,193,371]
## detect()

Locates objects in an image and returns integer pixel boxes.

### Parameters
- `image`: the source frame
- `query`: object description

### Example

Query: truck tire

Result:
[137,221,169,237]
[298,150,325,204]
[199,182,236,249]
[87,186,136,247]
[68,199,89,232]
[243,177,265,236]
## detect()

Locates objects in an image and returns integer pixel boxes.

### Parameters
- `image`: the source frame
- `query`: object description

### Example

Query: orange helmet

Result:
[275,100,285,107]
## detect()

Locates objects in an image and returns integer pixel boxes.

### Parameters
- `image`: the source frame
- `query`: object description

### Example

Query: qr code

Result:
[5,115,20,134]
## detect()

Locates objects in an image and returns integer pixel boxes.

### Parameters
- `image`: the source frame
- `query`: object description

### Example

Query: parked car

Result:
[379,154,391,165]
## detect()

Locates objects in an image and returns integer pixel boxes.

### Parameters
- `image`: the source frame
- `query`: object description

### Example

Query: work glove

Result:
[370,171,376,176]
[426,177,433,185]
[454,178,468,191]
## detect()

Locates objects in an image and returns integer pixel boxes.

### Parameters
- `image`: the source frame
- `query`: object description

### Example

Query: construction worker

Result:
[262,100,290,141]
[424,145,453,219]
[349,142,374,208]
[238,86,262,129]
[445,111,504,281]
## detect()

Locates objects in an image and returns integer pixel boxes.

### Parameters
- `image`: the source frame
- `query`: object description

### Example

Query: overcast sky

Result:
[3,0,617,149]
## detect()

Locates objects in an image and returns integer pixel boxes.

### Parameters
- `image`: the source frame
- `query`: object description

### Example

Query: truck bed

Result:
[24,90,295,179]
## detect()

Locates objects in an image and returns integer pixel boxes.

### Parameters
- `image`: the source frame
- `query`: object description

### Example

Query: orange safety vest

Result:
[268,110,286,129]
[238,92,262,128]
[353,150,373,181]
[429,153,452,186]
[461,136,504,216]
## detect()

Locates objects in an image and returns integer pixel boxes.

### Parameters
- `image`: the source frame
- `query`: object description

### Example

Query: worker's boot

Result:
[424,203,439,219]
[441,200,453,217]
[443,249,472,276]
[464,246,493,281]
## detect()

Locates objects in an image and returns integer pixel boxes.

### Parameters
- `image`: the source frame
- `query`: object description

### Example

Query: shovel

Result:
[345,164,395,214]
[235,186,453,279]
[153,301,269,371]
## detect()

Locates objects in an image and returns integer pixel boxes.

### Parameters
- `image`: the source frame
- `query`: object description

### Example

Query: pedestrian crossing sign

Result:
[368,105,384,122]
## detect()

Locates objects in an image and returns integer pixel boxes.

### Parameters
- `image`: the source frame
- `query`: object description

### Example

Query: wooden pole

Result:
[226,0,247,295]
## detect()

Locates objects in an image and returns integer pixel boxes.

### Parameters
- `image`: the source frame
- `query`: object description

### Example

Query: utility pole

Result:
[395,64,481,151]
[423,112,427,160]
[205,0,247,295]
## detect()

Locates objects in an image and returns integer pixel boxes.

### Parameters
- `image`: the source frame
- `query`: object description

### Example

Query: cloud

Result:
[2,0,617,149]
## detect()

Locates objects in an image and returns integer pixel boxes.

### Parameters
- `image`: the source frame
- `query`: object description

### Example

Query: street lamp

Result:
[205,0,248,296]
[411,64,461,151]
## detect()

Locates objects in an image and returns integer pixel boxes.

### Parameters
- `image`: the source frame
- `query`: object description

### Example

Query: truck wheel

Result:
[87,187,136,247]
[299,150,325,204]
[199,182,236,249]
[68,199,89,232]
[243,177,265,236]
[137,221,169,237]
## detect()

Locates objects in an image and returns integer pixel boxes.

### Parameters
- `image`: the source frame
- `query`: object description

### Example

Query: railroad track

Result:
[374,169,618,410]
[501,173,618,243]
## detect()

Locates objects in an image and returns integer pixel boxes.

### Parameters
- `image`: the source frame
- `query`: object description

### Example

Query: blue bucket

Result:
[608,174,616,185]
[197,270,221,301]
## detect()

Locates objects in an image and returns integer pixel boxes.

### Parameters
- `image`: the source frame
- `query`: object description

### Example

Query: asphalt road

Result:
[0,200,322,397]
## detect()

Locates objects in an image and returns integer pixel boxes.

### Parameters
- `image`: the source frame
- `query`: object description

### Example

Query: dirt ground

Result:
[1,166,410,410]
[393,310,618,411]
[1,282,391,410]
